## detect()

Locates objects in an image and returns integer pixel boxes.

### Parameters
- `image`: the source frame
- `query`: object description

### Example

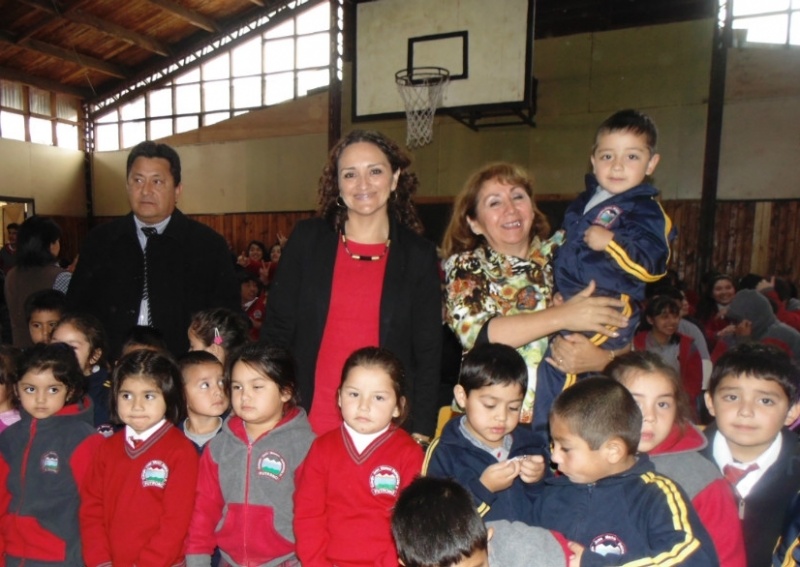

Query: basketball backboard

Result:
[353,0,534,122]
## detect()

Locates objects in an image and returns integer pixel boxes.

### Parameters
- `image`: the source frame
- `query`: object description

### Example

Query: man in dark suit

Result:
[67,141,239,359]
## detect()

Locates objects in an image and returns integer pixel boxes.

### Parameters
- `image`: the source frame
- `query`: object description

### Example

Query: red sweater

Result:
[649,423,747,567]
[80,422,199,567]
[294,425,423,567]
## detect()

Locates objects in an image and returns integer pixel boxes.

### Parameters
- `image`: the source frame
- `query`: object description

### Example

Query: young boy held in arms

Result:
[534,109,675,429]
[700,343,800,566]
[532,377,718,566]
[423,343,546,522]
[392,476,570,567]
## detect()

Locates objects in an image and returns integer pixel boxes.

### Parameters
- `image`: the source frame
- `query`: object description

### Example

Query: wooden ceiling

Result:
[0,0,715,104]
[0,0,296,101]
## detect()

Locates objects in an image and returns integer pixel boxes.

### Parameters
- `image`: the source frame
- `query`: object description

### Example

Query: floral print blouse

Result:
[443,234,562,423]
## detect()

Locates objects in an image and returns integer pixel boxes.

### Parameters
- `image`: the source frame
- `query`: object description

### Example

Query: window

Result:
[0,81,81,148]
[93,0,332,151]
[727,0,800,46]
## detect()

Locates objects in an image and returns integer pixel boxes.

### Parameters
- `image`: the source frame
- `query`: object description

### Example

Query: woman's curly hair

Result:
[317,130,423,235]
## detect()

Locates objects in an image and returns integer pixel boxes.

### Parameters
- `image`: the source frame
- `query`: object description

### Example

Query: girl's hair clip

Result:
[213,327,223,346]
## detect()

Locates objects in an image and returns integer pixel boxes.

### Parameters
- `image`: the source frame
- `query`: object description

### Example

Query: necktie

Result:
[723,463,759,486]
[141,227,157,326]
[129,437,144,449]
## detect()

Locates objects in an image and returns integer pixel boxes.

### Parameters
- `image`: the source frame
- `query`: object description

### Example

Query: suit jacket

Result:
[262,217,442,436]
[67,210,239,358]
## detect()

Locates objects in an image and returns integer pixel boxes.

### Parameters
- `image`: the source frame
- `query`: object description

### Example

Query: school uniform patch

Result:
[97,424,115,438]
[593,206,623,228]
[257,451,285,480]
[590,533,626,557]
[141,460,169,488]
[41,451,59,473]
[370,466,400,496]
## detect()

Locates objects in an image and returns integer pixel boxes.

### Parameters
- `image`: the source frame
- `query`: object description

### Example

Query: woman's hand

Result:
[548,333,629,374]
[236,252,249,267]
[558,281,629,337]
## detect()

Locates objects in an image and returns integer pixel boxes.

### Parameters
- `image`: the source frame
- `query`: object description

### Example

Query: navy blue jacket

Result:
[422,416,546,522]
[531,455,719,566]
[554,174,675,348]
[701,424,800,567]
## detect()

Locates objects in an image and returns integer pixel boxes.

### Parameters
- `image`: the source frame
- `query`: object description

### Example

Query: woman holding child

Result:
[441,162,628,423]
[262,130,441,442]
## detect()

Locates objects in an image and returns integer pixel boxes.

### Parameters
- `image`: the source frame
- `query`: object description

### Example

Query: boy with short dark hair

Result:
[392,476,570,567]
[534,109,676,430]
[423,343,546,522]
[24,288,66,345]
[533,377,719,566]
[701,343,800,566]
[177,350,229,453]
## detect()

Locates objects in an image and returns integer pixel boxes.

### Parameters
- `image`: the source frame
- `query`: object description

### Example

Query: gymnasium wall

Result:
[0,137,85,216]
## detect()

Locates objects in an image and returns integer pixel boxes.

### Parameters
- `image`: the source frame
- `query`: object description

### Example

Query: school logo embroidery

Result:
[41,451,59,473]
[594,206,623,228]
[257,451,285,480]
[589,533,626,557]
[97,424,115,438]
[370,466,400,496]
[141,460,169,488]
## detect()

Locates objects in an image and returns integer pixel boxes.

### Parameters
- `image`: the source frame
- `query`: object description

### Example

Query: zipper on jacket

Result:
[243,441,253,562]
[17,420,37,513]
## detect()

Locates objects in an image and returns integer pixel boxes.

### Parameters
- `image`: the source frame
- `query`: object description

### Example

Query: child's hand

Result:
[518,455,545,483]
[479,460,521,493]
[568,541,585,567]
[583,226,614,251]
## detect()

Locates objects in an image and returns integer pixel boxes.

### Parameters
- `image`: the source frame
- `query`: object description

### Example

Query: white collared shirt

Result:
[711,429,783,498]
[343,422,390,454]
[125,418,167,448]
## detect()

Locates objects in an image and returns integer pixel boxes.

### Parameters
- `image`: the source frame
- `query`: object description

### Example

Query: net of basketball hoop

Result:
[395,67,450,149]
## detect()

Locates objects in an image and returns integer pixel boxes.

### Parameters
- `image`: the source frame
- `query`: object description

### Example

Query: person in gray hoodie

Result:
[725,289,800,359]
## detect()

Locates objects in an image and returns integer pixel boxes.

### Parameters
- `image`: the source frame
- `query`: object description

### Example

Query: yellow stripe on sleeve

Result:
[621,472,702,566]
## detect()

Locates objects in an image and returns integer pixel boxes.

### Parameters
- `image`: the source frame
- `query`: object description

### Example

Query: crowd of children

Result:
[0,107,799,567]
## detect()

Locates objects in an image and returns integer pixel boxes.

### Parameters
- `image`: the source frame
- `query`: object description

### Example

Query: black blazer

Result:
[67,210,240,359]
[262,217,442,436]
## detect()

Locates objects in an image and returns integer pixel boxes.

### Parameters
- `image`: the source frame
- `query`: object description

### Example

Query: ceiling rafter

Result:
[146,0,221,33]
[15,0,171,57]
[0,31,129,79]
[15,0,95,42]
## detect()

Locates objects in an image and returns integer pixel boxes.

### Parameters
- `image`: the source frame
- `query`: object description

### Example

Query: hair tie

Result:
[213,327,223,346]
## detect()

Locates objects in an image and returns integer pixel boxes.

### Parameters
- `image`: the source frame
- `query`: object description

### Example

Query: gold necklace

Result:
[340,231,391,261]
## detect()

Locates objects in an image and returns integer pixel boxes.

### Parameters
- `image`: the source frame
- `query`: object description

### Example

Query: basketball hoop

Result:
[395,67,450,149]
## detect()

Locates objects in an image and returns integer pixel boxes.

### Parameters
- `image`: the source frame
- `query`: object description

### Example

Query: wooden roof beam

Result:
[14,0,171,57]
[146,0,221,33]
[69,10,171,56]
[0,64,92,98]
[0,31,129,79]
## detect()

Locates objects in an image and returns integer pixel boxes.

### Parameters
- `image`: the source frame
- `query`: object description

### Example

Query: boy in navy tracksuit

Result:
[423,343,547,522]
[700,343,800,567]
[534,109,676,431]
[532,377,719,566]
